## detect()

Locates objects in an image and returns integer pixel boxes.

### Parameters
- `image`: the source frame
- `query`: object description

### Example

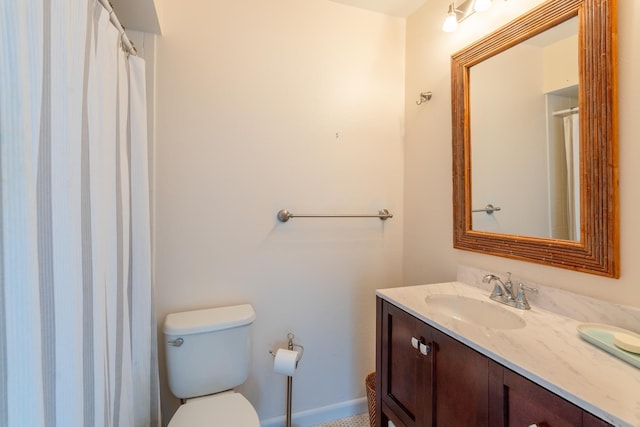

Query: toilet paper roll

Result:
[273,348,299,376]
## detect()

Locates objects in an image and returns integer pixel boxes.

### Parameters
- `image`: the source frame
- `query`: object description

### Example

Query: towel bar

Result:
[472,204,501,214]
[277,209,393,223]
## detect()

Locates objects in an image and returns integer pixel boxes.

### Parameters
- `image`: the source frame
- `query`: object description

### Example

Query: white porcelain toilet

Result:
[163,304,260,427]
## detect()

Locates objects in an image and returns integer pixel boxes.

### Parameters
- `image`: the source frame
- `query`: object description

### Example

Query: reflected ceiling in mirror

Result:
[451,0,618,277]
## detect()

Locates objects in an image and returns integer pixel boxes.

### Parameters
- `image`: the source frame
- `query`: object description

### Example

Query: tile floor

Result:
[311,413,371,427]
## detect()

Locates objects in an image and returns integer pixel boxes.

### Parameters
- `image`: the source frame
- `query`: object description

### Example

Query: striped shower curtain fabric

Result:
[0,0,160,426]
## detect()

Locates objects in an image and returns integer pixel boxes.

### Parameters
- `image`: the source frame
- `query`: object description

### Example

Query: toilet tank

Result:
[163,304,256,399]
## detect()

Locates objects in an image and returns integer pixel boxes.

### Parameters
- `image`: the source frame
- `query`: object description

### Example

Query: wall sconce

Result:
[442,3,460,32]
[442,0,507,32]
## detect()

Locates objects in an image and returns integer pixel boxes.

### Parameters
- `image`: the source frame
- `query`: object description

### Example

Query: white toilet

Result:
[163,304,260,427]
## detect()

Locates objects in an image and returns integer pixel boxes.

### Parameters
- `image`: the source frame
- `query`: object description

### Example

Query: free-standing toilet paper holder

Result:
[270,332,304,427]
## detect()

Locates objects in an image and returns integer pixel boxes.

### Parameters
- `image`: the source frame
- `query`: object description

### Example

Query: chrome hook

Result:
[416,91,433,105]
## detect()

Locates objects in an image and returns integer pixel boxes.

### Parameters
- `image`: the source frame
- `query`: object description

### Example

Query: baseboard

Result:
[260,397,368,427]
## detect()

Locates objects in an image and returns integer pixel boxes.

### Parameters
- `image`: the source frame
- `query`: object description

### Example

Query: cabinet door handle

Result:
[419,342,431,355]
[411,337,431,355]
[411,337,420,349]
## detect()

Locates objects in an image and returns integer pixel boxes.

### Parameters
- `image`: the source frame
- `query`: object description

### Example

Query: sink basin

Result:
[424,294,525,330]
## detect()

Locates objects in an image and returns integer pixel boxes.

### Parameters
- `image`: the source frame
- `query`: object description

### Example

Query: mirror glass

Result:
[451,0,618,277]
[470,17,579,240]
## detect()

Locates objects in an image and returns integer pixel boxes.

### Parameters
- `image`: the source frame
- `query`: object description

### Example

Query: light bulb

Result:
[442,4,458,32]
[474,0,492,12]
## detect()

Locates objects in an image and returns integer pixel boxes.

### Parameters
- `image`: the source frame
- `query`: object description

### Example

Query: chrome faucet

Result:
[482,272,512,301]
[482,272,537,310]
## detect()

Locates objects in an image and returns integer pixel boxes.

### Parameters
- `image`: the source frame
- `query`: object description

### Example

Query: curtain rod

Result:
[552,106,578,117]
[97,0,137,56]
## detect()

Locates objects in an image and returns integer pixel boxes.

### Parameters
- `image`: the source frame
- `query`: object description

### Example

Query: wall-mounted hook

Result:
[416,91,433,105]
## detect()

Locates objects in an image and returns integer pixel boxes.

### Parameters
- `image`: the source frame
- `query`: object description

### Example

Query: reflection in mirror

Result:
[451,0,619,278]
[470,18,579,240]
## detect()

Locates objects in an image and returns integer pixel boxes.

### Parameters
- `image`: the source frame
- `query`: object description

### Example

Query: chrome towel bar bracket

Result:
[277,209,393,223]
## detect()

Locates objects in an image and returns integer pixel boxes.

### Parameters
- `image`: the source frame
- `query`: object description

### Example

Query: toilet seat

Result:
[168,392,260,427]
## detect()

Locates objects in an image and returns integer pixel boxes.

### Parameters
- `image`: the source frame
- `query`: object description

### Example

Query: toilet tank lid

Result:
[164,304,256,335]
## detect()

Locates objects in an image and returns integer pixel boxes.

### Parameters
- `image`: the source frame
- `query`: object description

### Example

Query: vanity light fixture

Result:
[443,0,508,32]
[442,3,460,32]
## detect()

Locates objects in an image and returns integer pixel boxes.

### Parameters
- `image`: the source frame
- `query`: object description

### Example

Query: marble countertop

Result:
[376,282,640,427]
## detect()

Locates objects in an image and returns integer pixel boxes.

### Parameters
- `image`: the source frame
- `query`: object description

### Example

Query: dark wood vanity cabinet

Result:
[376,299,488,427]
[376,298,612,427]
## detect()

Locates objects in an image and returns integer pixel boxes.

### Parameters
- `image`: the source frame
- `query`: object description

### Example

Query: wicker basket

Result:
[365,372,377,427]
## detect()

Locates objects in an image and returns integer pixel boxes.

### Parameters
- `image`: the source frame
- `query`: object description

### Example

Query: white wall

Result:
[471,43,548,237]
[404,0,640,305]
[543,34,579,93]
[153,0,405,424]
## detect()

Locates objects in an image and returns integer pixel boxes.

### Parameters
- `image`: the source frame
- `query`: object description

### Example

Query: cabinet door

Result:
[378,299,433,427]
[498,365,582,427]
[378,299,490,427]
[431,328,489,427]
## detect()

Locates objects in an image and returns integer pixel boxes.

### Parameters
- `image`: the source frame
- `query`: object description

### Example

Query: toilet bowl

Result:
[167,392,259,427]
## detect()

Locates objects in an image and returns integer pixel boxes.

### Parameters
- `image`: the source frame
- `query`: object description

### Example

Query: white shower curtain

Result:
[563,113,580,241]
[0,1,160,426]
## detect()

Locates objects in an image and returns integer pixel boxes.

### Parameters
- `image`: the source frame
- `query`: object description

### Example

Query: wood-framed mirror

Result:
[451,0,619,277]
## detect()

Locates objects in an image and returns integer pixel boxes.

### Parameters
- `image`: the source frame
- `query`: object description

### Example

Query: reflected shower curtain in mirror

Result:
[0,0,160,426]
[563,113,581,241]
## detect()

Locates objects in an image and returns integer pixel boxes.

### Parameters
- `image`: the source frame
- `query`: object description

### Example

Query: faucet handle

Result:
[515,283,538,310]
